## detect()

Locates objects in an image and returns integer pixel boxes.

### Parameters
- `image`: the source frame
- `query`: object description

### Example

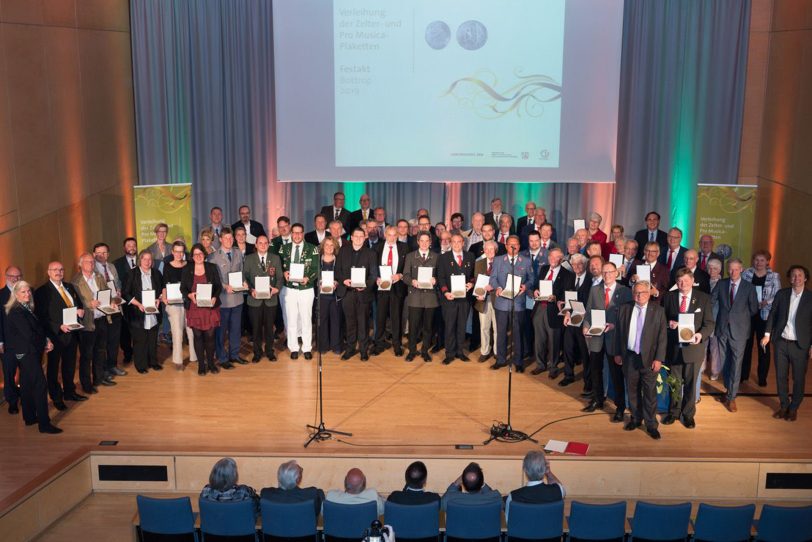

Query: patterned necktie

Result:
[387,245,393,266]
[542,241,547,249]
[260,255,266,272]
[103,263,110,282]
[680,294,687,313]
[294,244,300,264]
[487,261,492,275]
[633,306,645,353]
[130,258,135,268]
[649,231,655,242]
[58,285,73,307]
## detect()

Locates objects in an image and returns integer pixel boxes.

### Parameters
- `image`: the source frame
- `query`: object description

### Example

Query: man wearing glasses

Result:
[628,242,670,305]
[1,266,23,413]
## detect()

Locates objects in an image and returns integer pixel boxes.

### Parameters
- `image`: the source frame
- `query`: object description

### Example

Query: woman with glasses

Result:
[162,241,197,370]
[181,244,222,375]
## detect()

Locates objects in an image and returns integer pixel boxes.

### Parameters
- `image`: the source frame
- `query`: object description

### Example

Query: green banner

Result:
[133,184,193,250]
[695,184,756,266]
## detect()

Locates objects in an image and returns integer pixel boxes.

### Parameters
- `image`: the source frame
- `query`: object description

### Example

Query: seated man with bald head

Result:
[441,462,502,511]
[325,468,385,515]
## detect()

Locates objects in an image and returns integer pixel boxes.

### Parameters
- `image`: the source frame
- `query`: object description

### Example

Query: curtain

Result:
[130,0,749,243]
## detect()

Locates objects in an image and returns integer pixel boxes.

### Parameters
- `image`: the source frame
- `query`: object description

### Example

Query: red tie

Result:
[546,268,553,280]
[700,253,706,271]
[604,287,611,308]
[387,245,393,266]
[680,294,687,313]
[730,282,736,304]
[500,233,506,244]
[542,241,547,249]
[667,250,674,268]
[457,254,462,267]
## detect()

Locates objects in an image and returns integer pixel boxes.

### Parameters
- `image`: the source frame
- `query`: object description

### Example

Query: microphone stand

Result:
[484,248,536,445]
[305,249,352,447]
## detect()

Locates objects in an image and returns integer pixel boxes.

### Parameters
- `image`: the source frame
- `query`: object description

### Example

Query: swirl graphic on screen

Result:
[442,70,562,118]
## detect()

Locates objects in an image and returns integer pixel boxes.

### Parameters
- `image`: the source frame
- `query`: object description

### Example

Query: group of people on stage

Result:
[2,195,810,437]
[200,451,564,521]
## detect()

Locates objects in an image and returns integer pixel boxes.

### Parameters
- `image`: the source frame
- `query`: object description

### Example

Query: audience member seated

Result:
[200,457,259,516]
[260,460,325,515]
[326,467,385,515]
[505,451,565,520]
[441,462,502,511]
[386,461,441,506]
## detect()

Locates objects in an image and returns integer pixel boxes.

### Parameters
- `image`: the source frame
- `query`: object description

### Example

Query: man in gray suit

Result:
[243,236,282,362]
[713,258,759,412]
[579,262,633,420]
[489,236,535,372]
[614,281,668,439]
[403,232,440,362]
[208,228,245,368]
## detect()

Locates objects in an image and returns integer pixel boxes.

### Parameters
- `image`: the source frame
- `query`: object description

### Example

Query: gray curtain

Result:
[130,0,749,242]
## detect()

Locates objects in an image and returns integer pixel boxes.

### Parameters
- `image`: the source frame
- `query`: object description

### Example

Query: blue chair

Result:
[445,500,502,542]
[754,504,812,542]
[692,503,754,542]
[383,501,440,542]
[629,501,690,541]
[137,495,198,542]
[199,498,258,541]
[322,500,378,542]
[568,501,626,542]
[506,500,564,542]
[260,499,318,542]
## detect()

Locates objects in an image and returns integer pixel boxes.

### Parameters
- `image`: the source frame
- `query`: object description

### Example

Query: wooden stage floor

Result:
[2,343,811,509]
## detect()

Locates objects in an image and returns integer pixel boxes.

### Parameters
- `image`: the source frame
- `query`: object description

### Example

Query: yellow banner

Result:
[133,184,193,250]
[695,184,756,266]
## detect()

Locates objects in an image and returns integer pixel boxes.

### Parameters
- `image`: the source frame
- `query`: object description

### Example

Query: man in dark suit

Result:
[530,248,574,377]
[403,232,440,362]
[372,226,409,356]
[659,227,687,279]
[484,197,514,234]
[678,250,711,293]
[113,237,138,364]
[629,242,670,304]
[122,251,165,374]
[304,213,330,247]
[516,201,536,235]
[231,204,267,246]
[663,268,715,428]
[762,265,812,421]
[396,219,417,252]
[505,451,565,521]
[320,191,351,230]
[580,262,633,420]
[436,234,475,364]
[335,228,378,360]
[35,261,87,408]
[614,280,668,439]
[346,193,373,234]
[469,223,506,259]
[697,234,723,274]
[561,254,592,388]
[387,461,441,506]
[260,460,324,516]
[713,258,759,412]
[1,265,22,413]
[617,240,641,287]
[633,211,668,260]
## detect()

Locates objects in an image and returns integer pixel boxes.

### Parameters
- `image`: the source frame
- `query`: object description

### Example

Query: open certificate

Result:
[350,267,366,288]
[229,272,247,292]
[166,283,183,304]
[587,309,606,335]
[499,274,522,299]
[537,279,554,300]
[678,313,696,342]
[450,274,466,298]
[142,290,158,314]
[417,267,433,289]
[255,276,271,299]
[378,266,392,291]
[196,283,213,307]
[97,289,119,315]
[636,264,651,282]
[473,274,490,296]
[320,270,335,294]
[62,307,84,331]
[568,301,586,326]
[288,262,305,283]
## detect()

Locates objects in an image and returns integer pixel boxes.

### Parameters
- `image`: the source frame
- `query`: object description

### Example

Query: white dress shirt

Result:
[627,303,648,353]
[781,290,804,341]
[83,273,104,319]
[380,243,399,271]
[140,270,157,329]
